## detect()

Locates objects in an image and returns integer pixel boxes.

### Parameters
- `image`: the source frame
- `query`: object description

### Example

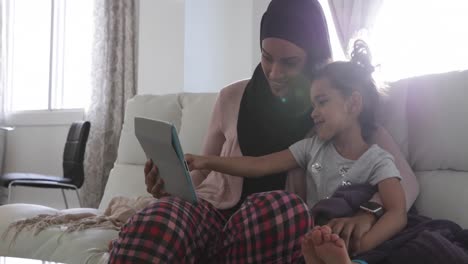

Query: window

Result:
[1,0,94,112]
[320,0,468,82]
[370,0,468,81]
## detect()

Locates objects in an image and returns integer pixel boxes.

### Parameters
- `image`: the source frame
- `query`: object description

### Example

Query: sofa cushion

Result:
[377,81,410,160]
[99,164,149,211]
[415,170,468,228]
[116,94,182,165]
[178,93,218,155]
[405,70,468,171]
[101,93,219,210]
[0,204,110,263]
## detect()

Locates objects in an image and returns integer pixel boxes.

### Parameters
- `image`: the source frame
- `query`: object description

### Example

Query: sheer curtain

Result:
[80,0,137,208]
[0,0,7,203]
[328,0,383,56]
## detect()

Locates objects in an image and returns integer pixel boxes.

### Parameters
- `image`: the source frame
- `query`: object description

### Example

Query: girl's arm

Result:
[329,126,417,253]
[359,177,407,253]
[371,125,419,211]
[185,149,299,178]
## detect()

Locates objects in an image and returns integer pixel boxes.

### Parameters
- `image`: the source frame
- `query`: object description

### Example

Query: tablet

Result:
[134,117,198,204]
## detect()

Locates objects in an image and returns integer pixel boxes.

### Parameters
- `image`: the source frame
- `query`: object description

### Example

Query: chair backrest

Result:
[62,121,91,188]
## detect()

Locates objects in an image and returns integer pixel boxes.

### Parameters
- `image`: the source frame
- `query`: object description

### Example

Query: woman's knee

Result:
[116,197,199,242]
[248,191,309,213]
[126,197,212,235]
[220,191,311,262]
[110,197,223,262]
[239,190,312,231]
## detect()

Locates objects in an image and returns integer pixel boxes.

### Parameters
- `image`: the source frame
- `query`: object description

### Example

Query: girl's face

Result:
[309,78,359,141]
[261,38,307,98]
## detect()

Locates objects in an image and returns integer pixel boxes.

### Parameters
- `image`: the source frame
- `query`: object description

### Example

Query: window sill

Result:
[4,109,85,127]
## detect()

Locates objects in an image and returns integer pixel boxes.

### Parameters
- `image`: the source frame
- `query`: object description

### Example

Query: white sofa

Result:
[1,70,467,263]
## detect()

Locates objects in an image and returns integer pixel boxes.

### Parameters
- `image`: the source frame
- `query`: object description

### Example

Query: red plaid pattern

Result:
[109,191,312,263]
[218,191,312,263]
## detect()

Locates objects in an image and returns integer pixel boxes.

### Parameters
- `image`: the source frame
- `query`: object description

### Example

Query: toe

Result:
[335,237,346,248]
[330,233,340,242]
[320,225,332,234]
[311,228,324,245]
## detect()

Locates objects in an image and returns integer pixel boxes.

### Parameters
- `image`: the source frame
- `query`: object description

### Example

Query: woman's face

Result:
[261,38,307,98]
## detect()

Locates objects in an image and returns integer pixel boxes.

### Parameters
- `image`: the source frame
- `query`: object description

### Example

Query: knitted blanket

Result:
[2,196,156,247]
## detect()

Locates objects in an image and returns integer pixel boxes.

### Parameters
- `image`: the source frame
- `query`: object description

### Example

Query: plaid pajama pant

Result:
[108,190,312,263]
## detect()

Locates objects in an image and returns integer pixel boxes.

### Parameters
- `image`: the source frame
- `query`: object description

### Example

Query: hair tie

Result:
[350,40,375,75]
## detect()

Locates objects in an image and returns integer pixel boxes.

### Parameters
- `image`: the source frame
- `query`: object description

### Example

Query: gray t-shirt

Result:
[289,136,401,207]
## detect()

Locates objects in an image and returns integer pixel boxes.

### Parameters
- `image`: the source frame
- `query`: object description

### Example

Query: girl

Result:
[185,41,407,264]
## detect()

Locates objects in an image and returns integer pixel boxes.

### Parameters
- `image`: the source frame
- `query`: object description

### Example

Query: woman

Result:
[109,0,419,262]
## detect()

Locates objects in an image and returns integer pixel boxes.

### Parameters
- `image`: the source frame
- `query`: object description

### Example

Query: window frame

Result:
[1,0,91,117]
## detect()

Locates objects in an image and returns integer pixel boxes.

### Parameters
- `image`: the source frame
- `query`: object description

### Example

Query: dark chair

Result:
[0,121,90,208]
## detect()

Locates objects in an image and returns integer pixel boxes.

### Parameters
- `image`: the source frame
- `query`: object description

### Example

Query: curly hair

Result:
[312,40,379,141]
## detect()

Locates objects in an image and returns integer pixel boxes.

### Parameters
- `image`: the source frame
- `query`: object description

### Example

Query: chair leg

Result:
[74,189,82,208]
[61,189,69,209]
[6,181,80,208]
[7,182,14,204]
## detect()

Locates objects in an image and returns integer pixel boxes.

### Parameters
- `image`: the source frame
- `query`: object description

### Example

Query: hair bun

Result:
[350,40,375,75]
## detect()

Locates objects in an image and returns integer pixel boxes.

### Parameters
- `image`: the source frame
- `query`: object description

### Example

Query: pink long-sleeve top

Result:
[192,80,419,210]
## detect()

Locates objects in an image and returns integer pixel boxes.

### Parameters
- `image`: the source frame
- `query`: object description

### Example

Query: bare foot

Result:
[302,226,325,264]
[305,226,353,264]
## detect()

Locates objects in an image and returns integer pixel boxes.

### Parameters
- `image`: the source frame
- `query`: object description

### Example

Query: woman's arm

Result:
[371,125,420,211]
[186,149,298,178]
[190,92,228,187]
[359,178,407,253]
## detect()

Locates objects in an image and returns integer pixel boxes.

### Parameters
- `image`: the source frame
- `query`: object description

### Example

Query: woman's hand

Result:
[184,154,209,171]
[326,211,376,254]
[144,159,170,198]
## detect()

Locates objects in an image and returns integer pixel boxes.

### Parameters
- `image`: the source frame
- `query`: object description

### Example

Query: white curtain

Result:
[0,0,7,204]
[80,0,138,208]
[328,0,383,56]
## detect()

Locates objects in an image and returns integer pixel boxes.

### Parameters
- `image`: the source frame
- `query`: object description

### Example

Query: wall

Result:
[138,0,269,94]
[137,0,185,95]
[184,0,254,92]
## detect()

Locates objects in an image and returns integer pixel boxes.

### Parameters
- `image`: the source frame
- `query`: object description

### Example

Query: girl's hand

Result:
[184,154,209,171]
[327,211,376,254]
